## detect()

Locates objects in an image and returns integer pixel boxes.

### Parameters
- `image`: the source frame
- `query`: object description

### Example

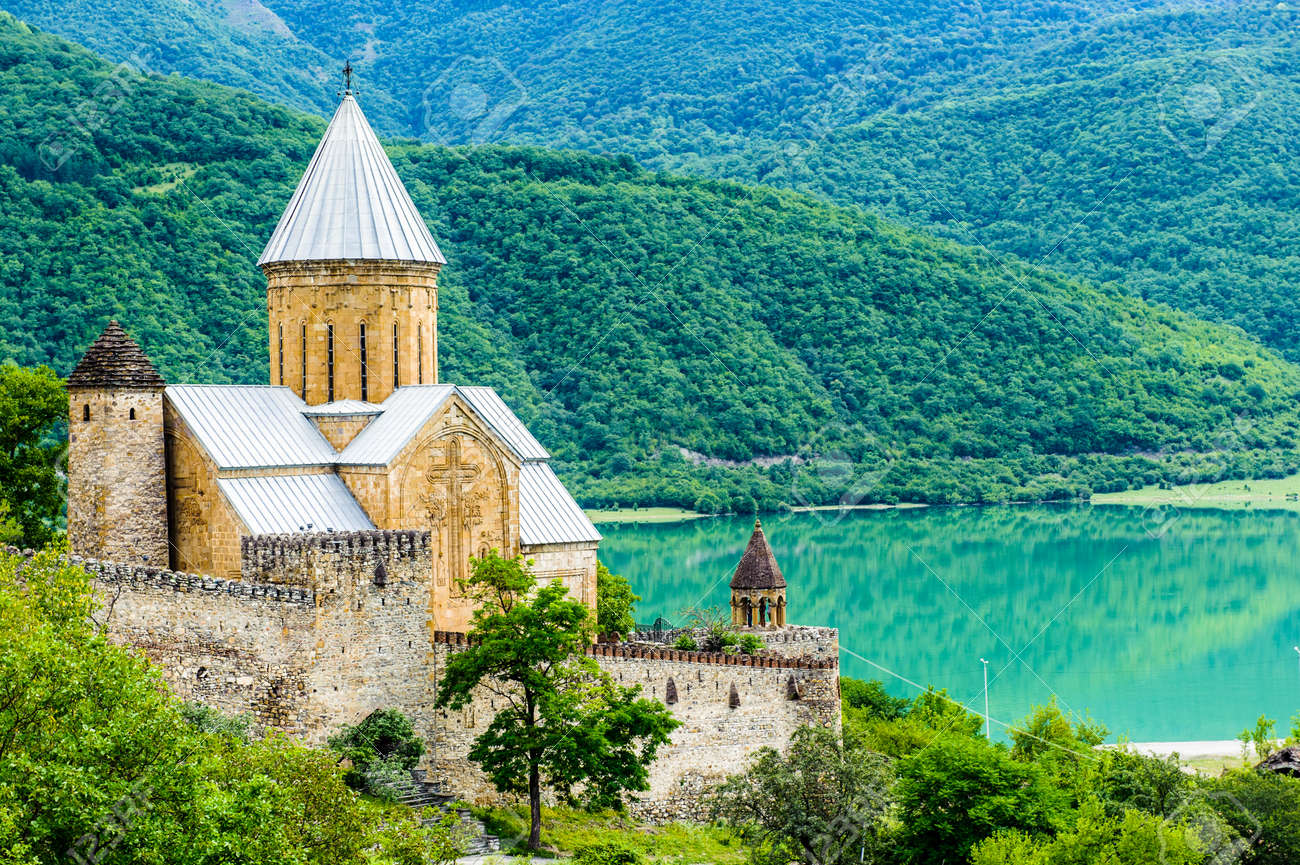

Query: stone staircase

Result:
[396,770,500,855]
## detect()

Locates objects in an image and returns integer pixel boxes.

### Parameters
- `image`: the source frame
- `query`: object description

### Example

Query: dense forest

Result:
[4,0,1298,364]
[2,15,1300,510]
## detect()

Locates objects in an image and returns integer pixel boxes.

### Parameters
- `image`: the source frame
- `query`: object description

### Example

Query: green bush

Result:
[328,708,424,792]
[573,841,643,865]
[672,633,698,651]
[736,633,764,655]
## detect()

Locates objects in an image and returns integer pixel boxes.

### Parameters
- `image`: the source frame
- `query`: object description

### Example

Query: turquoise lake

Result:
[597,505,1300,743]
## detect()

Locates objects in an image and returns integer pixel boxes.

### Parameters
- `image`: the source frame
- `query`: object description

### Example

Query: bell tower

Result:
[730,518,788,629]
[259,76,445,406]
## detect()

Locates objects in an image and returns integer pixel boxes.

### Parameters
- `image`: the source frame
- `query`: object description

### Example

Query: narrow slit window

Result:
[417,323,423,384]
[129,408,136,420]
[392,322,399,389]
[300,322,307,397]
[327,323,335,402]
[359,323,368,402]
[277,323,284,385]
[83,404,90,422]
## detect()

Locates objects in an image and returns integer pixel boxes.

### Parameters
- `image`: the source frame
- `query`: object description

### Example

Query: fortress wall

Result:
[428,634,841,823]
[84,557,319,732]
[88,539,839,824]
[251,531,442,749]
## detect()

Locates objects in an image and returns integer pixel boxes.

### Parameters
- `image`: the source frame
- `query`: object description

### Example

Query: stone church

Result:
[66,86,600,632]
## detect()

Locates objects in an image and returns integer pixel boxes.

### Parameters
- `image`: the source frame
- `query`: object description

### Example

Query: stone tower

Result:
[258,87,446,406]
[730,518,787,629]
[66,321,169,564]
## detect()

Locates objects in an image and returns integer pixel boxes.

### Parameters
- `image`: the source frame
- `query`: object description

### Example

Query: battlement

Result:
[74,554,314,605]
[431,630,836,669]
[241,530,432,586]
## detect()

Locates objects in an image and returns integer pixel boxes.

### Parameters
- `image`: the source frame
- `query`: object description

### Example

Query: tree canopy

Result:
[434,551,678,849]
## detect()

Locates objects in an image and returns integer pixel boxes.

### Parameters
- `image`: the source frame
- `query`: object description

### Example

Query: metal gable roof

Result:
[458,386,550,461]
[519,462,601,546]
[218,474,374,535]
[337,384,456,465]
[258,93,445,266]
[166,385,337,470]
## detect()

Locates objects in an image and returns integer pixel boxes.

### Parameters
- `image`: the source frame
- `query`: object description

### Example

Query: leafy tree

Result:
[328,708,425,792]
[710,725,893,865]
[1094,750,1193,820]
[840,677,909,721]
[1203,770,1300,865]
[0,542,423,864]
[1239,715,1277,762]
[970,798,1204,865]
[894,735,1066,865]
[434,551,678,849]
[0,364,65,548]
[595,561,639,639]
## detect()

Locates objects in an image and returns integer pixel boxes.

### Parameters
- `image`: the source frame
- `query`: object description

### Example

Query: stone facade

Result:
[264,260,441,404]
[67,386,169,565]
[81,533,840,822]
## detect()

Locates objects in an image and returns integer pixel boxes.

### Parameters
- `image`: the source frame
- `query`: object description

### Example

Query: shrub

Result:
[573,841,643,865]
[328,708,424,791]
[736,633,764,655]
[672,633,698,651]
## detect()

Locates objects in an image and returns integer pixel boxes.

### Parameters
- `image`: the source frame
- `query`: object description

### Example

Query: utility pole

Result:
[980,657,990,740]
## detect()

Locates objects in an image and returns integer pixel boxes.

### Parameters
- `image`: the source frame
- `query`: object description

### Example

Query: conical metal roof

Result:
[258,93,445,266]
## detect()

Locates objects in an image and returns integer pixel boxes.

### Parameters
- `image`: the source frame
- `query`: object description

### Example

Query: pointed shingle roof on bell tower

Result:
[258,92,445,266]
[68,321,165,389]
[730,518,787,590]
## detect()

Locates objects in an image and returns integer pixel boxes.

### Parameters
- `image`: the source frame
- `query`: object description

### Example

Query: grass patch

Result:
[471,804,747,863]
[586,507,708,524]
[1091,474,1300,513]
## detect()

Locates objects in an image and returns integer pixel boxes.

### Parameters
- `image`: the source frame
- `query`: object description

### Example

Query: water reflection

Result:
[597,505,1300,742]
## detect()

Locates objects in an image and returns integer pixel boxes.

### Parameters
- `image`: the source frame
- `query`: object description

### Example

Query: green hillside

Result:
[7,0,1298,364]
[3,14,1299,511]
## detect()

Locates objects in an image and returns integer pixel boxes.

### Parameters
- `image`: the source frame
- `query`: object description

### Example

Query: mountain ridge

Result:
[3,13,1299,512]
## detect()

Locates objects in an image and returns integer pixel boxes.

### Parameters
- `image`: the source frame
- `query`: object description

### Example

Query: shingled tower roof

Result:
[258,92,445,266]
[730,518,787,590]
[67,321,165,389]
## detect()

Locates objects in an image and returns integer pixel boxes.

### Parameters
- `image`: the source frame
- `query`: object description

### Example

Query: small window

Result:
[417,323,423,384]
[300,322,307,397]
[359,322,368,402]
[326,323,335,402]
[129,408,136,420]
[392,322,399,389]
[277,322,284,386]
[82,404,90,422]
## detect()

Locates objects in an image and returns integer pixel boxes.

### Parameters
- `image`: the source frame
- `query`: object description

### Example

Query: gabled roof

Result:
[458,386,549,461]
[167,385,337,470]
[258,93,445,266]
[338,384,456,465]
[730,519,786,590]
[68,321,165,389]
[217,474,374,534]
[519,462,600,546]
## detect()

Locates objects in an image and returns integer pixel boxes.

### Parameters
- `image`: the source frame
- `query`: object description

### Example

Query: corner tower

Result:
[730,518,787,629]
[259,86,445,406]
[66,321,169,564]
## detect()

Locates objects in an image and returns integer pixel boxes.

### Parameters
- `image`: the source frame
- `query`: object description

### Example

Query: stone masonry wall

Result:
[263,260,441,404]
[91,533,839,822]
[428,635,840,822]
[67,387,168,565]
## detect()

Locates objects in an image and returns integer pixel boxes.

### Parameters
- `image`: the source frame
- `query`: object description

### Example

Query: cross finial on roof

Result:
[342,60,354,93]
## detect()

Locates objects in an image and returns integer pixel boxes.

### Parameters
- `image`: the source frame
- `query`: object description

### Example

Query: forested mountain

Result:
[3,15,1299,511]
[4,0,1298,364]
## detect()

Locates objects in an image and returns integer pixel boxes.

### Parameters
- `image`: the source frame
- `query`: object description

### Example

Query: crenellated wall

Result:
[86,535,839,822]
